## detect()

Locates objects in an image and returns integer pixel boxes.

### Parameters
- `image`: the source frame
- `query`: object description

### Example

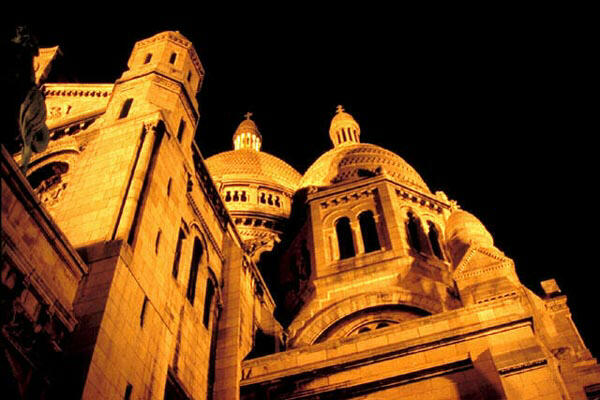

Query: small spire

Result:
[244,111,253,120]
[336,105,345,114]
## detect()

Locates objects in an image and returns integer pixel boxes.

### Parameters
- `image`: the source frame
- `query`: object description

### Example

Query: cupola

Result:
[329,105,360,147]
[233,112,262,151]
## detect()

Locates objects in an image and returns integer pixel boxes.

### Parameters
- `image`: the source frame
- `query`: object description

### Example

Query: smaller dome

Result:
[329,105,360,147]
[233,112,262,151]
[446,210,494,264]
[446,210,494,247]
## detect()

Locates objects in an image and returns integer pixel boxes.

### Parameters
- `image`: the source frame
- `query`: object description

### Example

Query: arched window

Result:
[203,278,215,328]
[359,210,381,253]
[186,237,203,304]
[172,228,185,279]
[336,217,355,260]
[428,221,444,259]
[406,212,422,253]
[28,161,68,193]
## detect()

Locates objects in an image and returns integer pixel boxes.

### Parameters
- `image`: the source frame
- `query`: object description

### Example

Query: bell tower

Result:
[105,31,205,154]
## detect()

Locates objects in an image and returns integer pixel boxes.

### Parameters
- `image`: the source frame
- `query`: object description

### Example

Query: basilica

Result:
[2,30,599,399]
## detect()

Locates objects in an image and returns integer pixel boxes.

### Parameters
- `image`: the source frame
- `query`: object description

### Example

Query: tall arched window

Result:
[406,212,422,253]
[203,278,215,328]
[336,217,355,260]
[359,210,381,253]
[186,237,203,304]
[428,221,444,259]
[172,228,185,279]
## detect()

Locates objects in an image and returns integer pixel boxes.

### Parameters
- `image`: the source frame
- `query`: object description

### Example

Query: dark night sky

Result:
[17,9,597,355]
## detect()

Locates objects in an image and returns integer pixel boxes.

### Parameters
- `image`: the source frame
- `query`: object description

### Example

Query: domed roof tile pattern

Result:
[205,149,302,192]
[300,143,430,192]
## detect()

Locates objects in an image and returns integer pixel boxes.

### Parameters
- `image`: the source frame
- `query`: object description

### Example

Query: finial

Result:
[244,112,253,120]
[336,105,344,114]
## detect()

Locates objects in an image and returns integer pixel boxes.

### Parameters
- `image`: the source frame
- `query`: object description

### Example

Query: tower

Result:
[13,31,243,400]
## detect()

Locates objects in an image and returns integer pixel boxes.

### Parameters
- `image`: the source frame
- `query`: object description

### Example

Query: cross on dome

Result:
[244,112,253,120]
[336,105,345,114]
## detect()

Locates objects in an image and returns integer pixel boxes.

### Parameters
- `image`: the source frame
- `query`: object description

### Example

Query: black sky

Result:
[18,9,597,355]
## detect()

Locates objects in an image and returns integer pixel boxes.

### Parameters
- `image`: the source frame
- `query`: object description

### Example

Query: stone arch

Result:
[25,150,78,210]
[26,147,79,174]
[289,288,443,347]
[314,304,430,343]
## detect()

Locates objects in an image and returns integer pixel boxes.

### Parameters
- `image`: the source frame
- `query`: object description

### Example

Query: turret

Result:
[232,112,262,151]
[329,105,360,147]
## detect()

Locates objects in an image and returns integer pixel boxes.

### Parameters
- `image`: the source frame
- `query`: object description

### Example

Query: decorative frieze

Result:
[396,188,446,214]
[43,84,113,98]
[320,187,377,209]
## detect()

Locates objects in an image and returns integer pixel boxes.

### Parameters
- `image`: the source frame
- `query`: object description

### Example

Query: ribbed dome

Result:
[300,143,430,192]
[205,149,302,191]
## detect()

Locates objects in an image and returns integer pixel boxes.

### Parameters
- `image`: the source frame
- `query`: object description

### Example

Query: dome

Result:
[300,142,430,192]
[205,149,301,191]
[446,210,494,248]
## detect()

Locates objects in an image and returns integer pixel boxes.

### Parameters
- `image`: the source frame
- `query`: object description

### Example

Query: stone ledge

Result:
[242,300,531,385]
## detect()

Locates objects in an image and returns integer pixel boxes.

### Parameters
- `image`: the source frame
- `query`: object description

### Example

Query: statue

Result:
[2,25,49,172]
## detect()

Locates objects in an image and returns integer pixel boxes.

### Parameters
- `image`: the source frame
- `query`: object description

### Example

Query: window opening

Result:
[406,212,422,252]
[428,221,444,259]
[172,228,185,279]
[186,237,203,304]
[144,53,152,64]
[203,278,215,328]
[336,217,355,259]
[124,384,133,400]
[169,52,177,64]
[155,230,162,254]
[118,98,133,119]
[176,119,186,142]
[140,296,149,327]
[359,210,381,253]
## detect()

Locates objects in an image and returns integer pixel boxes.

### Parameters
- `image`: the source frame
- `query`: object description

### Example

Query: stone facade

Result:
[1,30,599,399]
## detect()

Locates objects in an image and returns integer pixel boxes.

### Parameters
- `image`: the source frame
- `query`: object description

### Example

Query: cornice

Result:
[42,83,114,98]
